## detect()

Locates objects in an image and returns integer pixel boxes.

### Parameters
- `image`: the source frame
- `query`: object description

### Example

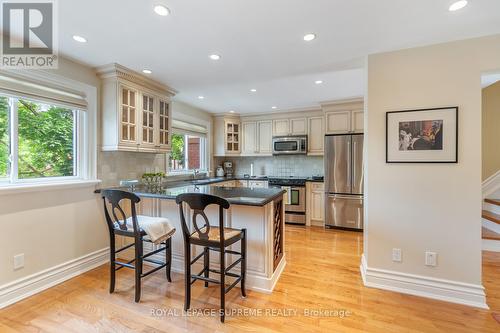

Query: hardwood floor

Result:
[1,226,500,332]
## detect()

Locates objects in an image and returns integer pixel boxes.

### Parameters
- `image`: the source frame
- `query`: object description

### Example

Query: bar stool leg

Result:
[184,242,191,311]
[220,247,226,323]
[109,233,116,294]
[134,237,143,303]
[166,238,172,282]
[204,247,210,288]
[241,229,247,298]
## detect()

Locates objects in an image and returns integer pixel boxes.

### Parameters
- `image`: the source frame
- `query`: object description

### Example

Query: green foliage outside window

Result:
[170,133,185,170]
[0,97,75,179]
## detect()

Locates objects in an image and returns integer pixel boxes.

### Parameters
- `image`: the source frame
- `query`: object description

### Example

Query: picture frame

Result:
[386,107,458,163]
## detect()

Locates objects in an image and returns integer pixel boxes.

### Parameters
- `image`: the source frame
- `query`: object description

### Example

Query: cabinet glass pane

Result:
[129,108,135,124]
[122,89,128,105]
[143,128,147,141]
[129,92,135,107]
[143,112,147,126]
[143,96,147,109]
[122,106,128,122]
[130,126,135,140]
[227,123,233,132]
[149,113,153,125]
[227,133,232,142]
[234,134,239,142]
[122,125,128,140]
[149,129,153,142]
[234,143,238,151]
[227,142,231,151]
[233,124,239,132]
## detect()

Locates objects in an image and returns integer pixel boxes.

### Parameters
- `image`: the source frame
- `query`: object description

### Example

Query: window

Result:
[0,95,79,183]
[169,133,207,173]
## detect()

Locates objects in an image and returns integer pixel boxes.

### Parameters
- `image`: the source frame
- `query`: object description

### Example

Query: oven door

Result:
[285,186,305,213]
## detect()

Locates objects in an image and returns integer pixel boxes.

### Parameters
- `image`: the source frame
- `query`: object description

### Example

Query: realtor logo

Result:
[1,0,58,68]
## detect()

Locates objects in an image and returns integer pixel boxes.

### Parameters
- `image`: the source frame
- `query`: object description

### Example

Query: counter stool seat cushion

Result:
[190,226,242,242]
[121,215,176,244]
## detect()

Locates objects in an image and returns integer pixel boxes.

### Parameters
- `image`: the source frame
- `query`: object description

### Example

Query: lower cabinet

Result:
[306,182,325,226]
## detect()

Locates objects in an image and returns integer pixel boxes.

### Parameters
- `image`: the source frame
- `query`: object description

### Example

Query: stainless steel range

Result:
[268,177,306,225]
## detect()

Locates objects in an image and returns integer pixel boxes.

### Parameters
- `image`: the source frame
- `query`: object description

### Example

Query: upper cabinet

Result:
[322,99,364,135]
[241,121,257,155]
[240,120,272,156]
[97,63,176,153]
[272,118,307,136]
[308,116,324,155]
[214,116,241,156]
[257,121,273,155]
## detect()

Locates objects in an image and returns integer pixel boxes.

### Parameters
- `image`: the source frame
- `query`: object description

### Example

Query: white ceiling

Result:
[482,73,500,88]
[58,0,500,114]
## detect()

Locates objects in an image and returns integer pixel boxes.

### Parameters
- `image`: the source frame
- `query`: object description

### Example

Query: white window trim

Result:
[0,70,98,191]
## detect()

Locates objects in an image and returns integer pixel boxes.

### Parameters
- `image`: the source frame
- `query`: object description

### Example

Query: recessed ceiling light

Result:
[209,54,221,60]
[271,106,277,109]
[315,80,323,85]
[229,110,235,113]
[250,89,257,92]
[303,33,316,41]
[198,96,205,100]
[72,35,87,43]
[449,0,468,11]
[142,69,152,74]
[153,4,170,16]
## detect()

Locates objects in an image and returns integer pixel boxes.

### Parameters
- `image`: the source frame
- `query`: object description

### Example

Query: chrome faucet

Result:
[192,169,200,179]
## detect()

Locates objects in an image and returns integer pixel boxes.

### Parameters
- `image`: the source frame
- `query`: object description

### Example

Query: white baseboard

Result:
[360,255,488,309]
[0,248,109,309]
[482,239,500,252]
[483,170,500,198]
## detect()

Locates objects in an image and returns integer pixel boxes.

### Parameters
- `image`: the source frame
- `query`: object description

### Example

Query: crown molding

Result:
[95,63,177,96]
[319,96,364,107]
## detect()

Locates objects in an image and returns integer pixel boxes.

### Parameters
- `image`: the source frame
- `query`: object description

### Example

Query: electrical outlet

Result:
[13,253,24,270]
[425,251,437,267]
[392,248,402,262]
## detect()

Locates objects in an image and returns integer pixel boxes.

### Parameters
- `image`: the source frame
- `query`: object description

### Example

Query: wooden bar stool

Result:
[175,193,247,323]
[101,189,173,302]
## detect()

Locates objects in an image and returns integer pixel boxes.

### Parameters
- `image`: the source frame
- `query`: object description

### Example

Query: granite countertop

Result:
[99,184,286,207]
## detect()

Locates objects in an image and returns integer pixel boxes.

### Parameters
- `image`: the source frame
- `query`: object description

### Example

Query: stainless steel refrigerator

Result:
[324,134,364,230]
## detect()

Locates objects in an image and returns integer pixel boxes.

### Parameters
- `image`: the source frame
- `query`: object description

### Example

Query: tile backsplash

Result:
[214,156,324,178]
[98,151,166,187]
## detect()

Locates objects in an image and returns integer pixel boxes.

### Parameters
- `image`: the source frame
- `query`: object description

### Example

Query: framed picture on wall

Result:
[386,107,458,163]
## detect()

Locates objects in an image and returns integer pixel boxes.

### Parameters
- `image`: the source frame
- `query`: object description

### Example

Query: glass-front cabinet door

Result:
[158,99,171,151]
[225,121,240,153]
[120,85,138,145]
[140,93,155,148]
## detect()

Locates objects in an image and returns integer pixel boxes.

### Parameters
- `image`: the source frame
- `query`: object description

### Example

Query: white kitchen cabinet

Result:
[257,121,273,155]
[248,180,268,188]
[213,180,237,187]
[273,119,290,136]
[242,121,257,155]
[325,110,364,134]
[351,109,364,133]
[306,182,325,226]
[97,64,175,153]
[236,180,248,187]
[214,116,241,156]
[290,118,307,135]
[307,116,324,155]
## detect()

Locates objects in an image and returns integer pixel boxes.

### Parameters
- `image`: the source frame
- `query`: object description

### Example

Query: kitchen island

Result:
[103,184,286,293]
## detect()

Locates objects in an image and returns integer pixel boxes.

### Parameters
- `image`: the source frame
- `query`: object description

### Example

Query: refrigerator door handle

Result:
[353,141,356,187]
[329,194,363,200]
[347,139,352,187]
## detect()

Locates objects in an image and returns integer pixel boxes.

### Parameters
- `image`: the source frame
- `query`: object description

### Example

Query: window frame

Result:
[168,130,208,175]
[0,93,86,186]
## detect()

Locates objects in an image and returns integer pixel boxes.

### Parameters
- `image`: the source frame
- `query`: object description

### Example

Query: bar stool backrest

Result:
[102,189,141,234]
[175,193,230,244]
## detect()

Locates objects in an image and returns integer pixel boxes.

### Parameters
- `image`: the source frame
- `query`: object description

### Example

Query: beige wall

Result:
[366,34,500,286]
[0,58,108,286]
[482,81,500,180]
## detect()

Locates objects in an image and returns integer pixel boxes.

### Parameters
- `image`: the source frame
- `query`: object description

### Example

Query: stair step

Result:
[482,227,500,241]
[482,210,500,225]
[485,198,500,206]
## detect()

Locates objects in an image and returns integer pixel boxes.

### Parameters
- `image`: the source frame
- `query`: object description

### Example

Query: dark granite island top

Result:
[100,184,286,207]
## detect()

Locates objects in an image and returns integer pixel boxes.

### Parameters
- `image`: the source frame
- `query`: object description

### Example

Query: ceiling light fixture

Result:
[198,96,205,100]
[142,69,152,74]
[72,35,87,43]
[303,33,316,41]
[449,0,468,11]
[209,54,221,60]
[250,89,257,92]
[271,106,277,109]
[315,80,323,84]
[153,4,170,16]
[229,110,235,113]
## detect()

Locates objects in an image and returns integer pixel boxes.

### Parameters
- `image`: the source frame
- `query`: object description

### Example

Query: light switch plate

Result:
[425,251,437,267]
[13,253,24,270]
[392,248,402,262]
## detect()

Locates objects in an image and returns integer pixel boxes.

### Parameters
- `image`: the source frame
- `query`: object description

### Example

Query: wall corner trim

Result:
[0,248,109,309]
[360,254,488,309]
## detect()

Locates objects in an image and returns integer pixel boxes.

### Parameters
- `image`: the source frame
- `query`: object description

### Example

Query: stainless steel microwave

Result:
[272,136,307,155]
